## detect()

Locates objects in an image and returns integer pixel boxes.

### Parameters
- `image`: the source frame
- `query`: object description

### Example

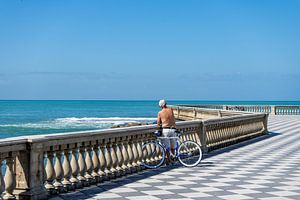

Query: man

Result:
[157,99,176,164]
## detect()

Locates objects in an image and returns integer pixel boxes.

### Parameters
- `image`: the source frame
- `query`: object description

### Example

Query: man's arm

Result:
[157,112,162,127]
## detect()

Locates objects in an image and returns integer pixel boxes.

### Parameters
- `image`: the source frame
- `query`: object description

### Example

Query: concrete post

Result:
[271,106,276,115]
[198,122,208,153]
[13,143,48,200]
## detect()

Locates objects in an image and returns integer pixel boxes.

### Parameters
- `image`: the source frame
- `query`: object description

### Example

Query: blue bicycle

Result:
[141,131,202,168]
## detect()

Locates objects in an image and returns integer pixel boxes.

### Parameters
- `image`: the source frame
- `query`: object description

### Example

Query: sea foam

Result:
[0,117,157,130]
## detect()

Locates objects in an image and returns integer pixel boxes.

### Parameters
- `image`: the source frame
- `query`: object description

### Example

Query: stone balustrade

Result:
[0,109,268,199]
[177,104,300,115]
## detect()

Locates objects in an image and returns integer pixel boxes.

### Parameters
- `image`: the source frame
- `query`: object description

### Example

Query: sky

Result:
[0,0,299,100]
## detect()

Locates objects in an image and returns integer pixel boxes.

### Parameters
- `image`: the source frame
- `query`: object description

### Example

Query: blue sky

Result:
[0,0,299,100]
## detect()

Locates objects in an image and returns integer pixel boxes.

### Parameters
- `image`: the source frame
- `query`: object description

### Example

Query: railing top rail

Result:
[203,113,267,125]
[170,105,252,115]
[177,104,300,107]
[0,120,203,148]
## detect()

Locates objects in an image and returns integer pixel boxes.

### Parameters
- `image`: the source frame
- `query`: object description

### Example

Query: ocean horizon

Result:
[0,100,299,139]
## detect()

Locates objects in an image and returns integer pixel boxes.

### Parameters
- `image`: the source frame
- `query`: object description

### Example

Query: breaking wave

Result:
[0,117,157,130]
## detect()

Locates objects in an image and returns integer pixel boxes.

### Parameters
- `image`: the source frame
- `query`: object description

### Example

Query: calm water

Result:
[0,100,299,139]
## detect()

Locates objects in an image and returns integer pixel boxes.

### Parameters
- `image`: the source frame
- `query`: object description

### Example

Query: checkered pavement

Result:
[51,115,300,200]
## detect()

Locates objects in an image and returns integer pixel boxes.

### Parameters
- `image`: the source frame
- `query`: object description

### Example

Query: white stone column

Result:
[53,151,64,192]
[111,143,121,177]
[121,142,130,174]
[92,145,100,183]
[104,143,113,179]
[3,156,15,200]
[126,140,135,173]
[116,142,125,176]
[78,147,88,186]
[98,144,107,181]
[70,148,81,188]
[0,157,5,197]
[84,146,94,184]
[131,138,140,171]
[62,149,73,191]
[45,151,56,194]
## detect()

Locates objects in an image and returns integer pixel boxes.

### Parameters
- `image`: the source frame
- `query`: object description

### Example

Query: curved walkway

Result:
[52,115,300,200]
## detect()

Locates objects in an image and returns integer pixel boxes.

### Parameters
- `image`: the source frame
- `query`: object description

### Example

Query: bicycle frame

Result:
[157,136,189,158]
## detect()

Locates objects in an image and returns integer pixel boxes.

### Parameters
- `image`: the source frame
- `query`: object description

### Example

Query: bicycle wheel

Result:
[178,141,202,167]
[141,142,165,169]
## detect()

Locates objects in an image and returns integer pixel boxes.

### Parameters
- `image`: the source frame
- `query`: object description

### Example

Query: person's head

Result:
[159,99,167,108]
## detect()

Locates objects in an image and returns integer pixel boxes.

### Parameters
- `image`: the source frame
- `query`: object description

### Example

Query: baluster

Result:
[53,150,64,192]
[114,142,123,176]
[0,158,5,197]
[151,141,159,164]
[70,148,81,188]
[92,145,101,183]
[85,146,95,184]
[131,137,139,171]
[98,144,107,181]
[136,136,144,170]
[45,150,56,194]
[121,142,130,174]
[62,149,73,191]
[78,147,88,187]
[126,140,135,173]
[145,137,152,165]
[110,142,119,178]
[104,143,113,179]
[3,155,15,200]
[116,142,125,176]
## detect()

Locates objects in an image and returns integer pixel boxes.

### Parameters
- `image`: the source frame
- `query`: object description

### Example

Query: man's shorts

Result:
[161,128,176,149]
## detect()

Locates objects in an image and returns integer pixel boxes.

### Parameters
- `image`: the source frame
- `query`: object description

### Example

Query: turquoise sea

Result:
[0,100,299,139]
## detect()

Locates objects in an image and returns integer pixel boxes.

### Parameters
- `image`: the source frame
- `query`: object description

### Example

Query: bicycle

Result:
[141,130,202,169]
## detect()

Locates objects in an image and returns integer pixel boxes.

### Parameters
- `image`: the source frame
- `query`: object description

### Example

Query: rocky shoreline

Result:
[111,121,153,128]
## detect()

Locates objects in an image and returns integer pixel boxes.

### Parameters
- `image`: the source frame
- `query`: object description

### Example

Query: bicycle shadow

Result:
[52,131,280,200]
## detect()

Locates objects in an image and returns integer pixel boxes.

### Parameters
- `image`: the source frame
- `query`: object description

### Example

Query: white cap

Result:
[159,99,166,107]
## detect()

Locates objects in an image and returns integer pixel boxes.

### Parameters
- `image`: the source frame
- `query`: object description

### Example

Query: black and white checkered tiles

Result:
[52,115,300,200]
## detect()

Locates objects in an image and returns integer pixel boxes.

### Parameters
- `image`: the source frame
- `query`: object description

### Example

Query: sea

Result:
[0,100,299,139]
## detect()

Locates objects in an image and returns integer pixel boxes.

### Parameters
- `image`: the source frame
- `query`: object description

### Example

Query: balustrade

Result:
[0,109,268,199]
[173,105,300,116]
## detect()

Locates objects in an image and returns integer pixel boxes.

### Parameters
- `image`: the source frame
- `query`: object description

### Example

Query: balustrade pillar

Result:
[45,151,56,194]
[0,158,4,198]
[92,145,101,183]
[98,145,107,181]
[78,147,88,186]
[145,138,152,165]
[136,137,144,170]
[62,149,73,191]
[70,148,81,188]
[3,156,15,200]
[85,146,95,184]
[116,142,125,176]
[53,150,64,192]
[108,143,117,178]
[121,142,130,174]
[131,138,140,171]
[111,143,121,177]
[104,144,113,179]
[126,141,135,173]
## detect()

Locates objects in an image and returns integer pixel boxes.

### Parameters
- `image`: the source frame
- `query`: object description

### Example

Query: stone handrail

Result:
[0,112,268,199]
[178,104,300,115]
[171,105,250,120]
[203,114,268,151]
[0,121,201,199]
